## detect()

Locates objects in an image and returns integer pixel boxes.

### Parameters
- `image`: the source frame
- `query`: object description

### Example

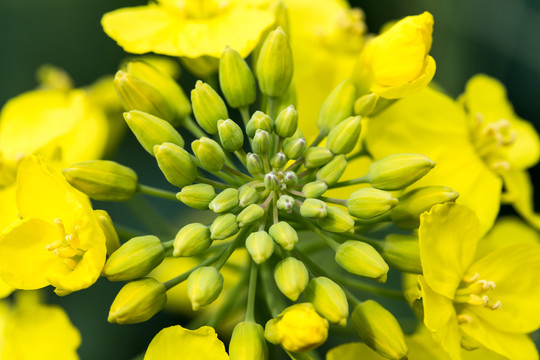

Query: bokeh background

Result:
[1,0,539,358]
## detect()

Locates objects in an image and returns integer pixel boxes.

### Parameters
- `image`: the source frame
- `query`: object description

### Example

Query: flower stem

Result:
[328,174,371,189]
[222,164,254,181]
[245,262,259,322]
[137,184,178,201]
[214,226,253,270]
[183,116,207,139]
[196,176,229,189]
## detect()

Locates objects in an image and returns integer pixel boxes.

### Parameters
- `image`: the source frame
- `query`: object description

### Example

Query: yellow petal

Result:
[0,185,18,232]
[504,118,540,170]
[144,325,229,360]
[326,342,386,360]
[0,279,14,299]
[419,204,480,299]
[501,169,540,230]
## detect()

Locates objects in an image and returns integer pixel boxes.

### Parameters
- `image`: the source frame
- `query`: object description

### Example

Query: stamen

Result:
[462,272,480,283]
[457,314,473,324]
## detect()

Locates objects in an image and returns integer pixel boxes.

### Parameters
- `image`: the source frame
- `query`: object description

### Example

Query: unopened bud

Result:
[246,111,273,138]
[252,129,272,154]
[347,188,398,219]
[219,46,257,108]
[108,278,166,324]
[305,277,348,327]
[177,184,215,210]
[238,185,259,207]
[237,204,264,228]
[335,240,388,282]
[173,223,212,257]
[191,80,228,134]
[277,195,294,213]
[282,137,305,160]
[94,210,120,256]
[246,231,274,264]
[62,160,138,201]
[210,213,239,240]
[229,321,268,360]
[269,221,298,251]
[326,116,362,155]
[154,143,197,188]
[354,93,379,116]
[302,181,327,198]
[256,27,294,97]
[317,206,354,233]
[318,79,356,135]
[304,147,333,169]
[209,188,239,213]
[368,154,435,191]
[264,172,281,191]
[192,137,226,172]
[274,257,308,301]
[218,119,244,152]
[270,152,287,169]
[300,198,327,218]
[382,234,421,273]
[316,155,347,185]
[187,266,224,311]
[274,105,298,138]
[246,153,264,176]
[283,171,297,187]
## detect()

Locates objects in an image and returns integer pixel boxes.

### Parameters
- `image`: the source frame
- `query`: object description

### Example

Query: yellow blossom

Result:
[0,156,107,295]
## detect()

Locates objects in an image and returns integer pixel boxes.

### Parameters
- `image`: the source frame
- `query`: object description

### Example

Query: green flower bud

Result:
[103,235,165,282]
[347,188,398,219]
[229,321,268,360]
[192,137,226,172]
[238,185,259,207]
[187,266,224,311]
[94,210,120,256]
[351,300,408,360]
[237,204,265,228]
[305,277,348,327]
[246,152,264,176]
[382,234,421,274]
[277,195,294,213]
[302,181,327,199]
[300,198,327,219]
[283,171,297,187]
[256,27,293,97]
[252,129,272,154]
[270,152,287,169]
[123,110,184,155]
[318,79,356,135]
[326,116,362,155]
[354,93,379,117]
[317,206,354,233]
[368,154,435,191]
[304,147,333,169]
[191,80,228,134]
[210,213,239,240]
[177,184,215,210]
[208,188,239,213]
[173,223,212,257]
[62,160,138,201]
[246,111,273,138]
[108,278,166,324]
[217,119,244,152]
[316,155,347,185]
[154,143,197,188]
[264,172,281,191]
[391,186,459,230]
[219,46,257,109]
[274,257,308,301]
[269,221,298,251]
[335,240,389,282]
[274,105,298,138]
[282,137,305,160]
[246,231,274,264]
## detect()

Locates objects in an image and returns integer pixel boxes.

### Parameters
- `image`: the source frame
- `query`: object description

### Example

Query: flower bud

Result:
[108,278,166,324]
[264,172,281,191]
[274,257,308,301]
[238,185,259,207]
[210,213,239,240]
[317,206,354,233]
[368,154,435,191]
[173,223,212,257]
[265,303,328,352]
[191,80,228,134]
[302,181,327,199]
[282,137,305,160]
[154,143,197,188]
[246,231,274,264]
[269,221,298,251]
[347,188,398,219]
[304,147,333,169]
[237,204,264,228]
[229,321,268,360]
[103,235,165,282]
[354,93,379,116]
[283,171,297,187]
[270,152,287,169]
[123,110,184,155]
[305,277,348,327]
[217,119,244,152]
[300,198,327,219]
[318,79,356,135]
[252,129,272,154]
[351,300,408,360]
[326,116,362,155]
[316,155,347,185]
[246,152,264,176]
[219,46,257,109]
[187,266,224,311]
[209,188,239,213]
[277,195,294,213]
[192,137,226,172]
[177,184,215,210]
[335,240,389,282]
[256,27,294,97]
[246,111,273,138]
[391,186,459,229]
[381,234,421,274]
[94,210,120,256]
[274,105,298,138]
[62,160,138,201]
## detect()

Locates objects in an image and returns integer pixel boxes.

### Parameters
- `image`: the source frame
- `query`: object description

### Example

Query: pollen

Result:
[46,218,85,270]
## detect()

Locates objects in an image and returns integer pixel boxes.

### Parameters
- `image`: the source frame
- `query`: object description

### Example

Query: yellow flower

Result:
[415,203,540,360]
[144,325,229,360]
[353,12,435,99]
[101,0,276,59]
[0,291,81,360]
[0,156,107,295]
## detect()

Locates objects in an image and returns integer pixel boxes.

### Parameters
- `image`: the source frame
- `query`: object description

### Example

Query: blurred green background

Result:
[1,0,539,358]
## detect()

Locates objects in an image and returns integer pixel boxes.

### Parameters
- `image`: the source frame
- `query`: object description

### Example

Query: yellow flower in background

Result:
[0,291,81,360]
[0,156,107,295]
[0,279,13,299]
[144,325,229,360]
[416,203,540,360]
[353,11,435,99]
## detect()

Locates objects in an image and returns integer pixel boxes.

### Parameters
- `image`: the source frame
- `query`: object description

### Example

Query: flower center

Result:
[315,8,366,53]
[182,0,228,19]
[46,219,85,270]
[454,272,501,311]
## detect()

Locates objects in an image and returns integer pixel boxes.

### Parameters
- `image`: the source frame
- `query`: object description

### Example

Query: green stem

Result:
[163,250,223,290]
[268,97,278,119]
[206,267,249,328]
[309,132,326,148]
[235,149,248,167]
[138,184,178,201]
[162,239,175,250]
[239,107,251,128]
[335,275,405,301]
[196,176,228,189]
[300,217,341,251]
[335,232,383,252]
[319,196,347,205]
[329,174,371,189]
[346,146,369,162]
[222,164,254,182]
[214,226,252,270]
[284,158,304,172]
[245,262,259,322]
[260,262,286,317]
[183,116,207,139]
